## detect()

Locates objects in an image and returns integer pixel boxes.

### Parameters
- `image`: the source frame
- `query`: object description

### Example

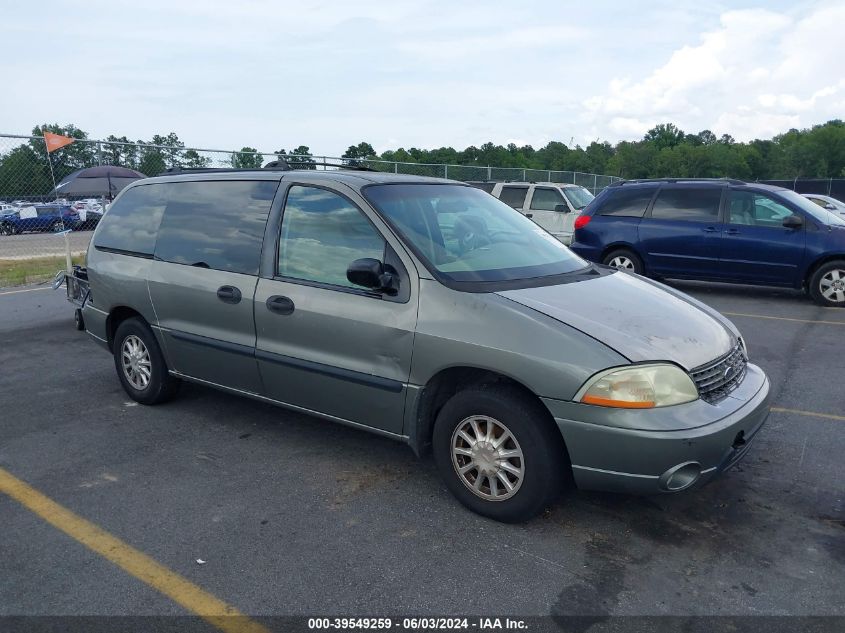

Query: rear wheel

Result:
[432,385,567,522]
[50,220,63,233]
[602,248,644,274]
[809,260,845,307]
[113,317,181,404]
[0,223,13,236]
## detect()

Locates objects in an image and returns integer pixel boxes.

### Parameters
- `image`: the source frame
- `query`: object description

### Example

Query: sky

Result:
[2,0,844,156]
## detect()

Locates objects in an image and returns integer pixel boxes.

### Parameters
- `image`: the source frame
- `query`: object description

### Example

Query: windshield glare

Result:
[562,186,595,210]
[364,184,589,283]
[780,190,845,226]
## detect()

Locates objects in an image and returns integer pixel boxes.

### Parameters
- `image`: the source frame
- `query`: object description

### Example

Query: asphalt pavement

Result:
[0,281,842,625]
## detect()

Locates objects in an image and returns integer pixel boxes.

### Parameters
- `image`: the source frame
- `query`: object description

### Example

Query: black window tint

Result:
[529,188,565,211]
[278,185,385,289]
[596,187,655,217]
[154,180,275,274]
[94,184,167,255]
[498,186,528,209]
[651,187,722,222]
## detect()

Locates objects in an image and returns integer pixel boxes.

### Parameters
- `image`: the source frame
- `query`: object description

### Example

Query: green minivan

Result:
[81,166,770,522]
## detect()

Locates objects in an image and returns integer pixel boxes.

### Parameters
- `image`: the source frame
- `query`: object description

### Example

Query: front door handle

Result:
[703,226,719,233]
[266,295,295,315]
[216,285,242,304]
[725,228,740,235]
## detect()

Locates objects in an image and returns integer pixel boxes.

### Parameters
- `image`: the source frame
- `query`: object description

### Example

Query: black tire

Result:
[602,248,644,274]
[74,308,85,331]
[113,317,180,404]
[0,223,12,236]
[50,221,63,233]
[432,384,568,523]
[808,260,845,307]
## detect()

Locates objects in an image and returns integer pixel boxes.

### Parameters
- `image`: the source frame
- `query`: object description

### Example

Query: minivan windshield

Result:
[364,184,588,284]
[562,186,595,210]
[779,189,845,227]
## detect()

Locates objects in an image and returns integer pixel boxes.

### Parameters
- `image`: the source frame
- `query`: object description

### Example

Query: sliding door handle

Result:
[266,295,295,315]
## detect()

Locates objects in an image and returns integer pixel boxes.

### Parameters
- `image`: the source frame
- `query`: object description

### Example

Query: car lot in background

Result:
[0,204,80,235]
[570,178,845,306]
[469,181,594,244]
[0,281,842,618]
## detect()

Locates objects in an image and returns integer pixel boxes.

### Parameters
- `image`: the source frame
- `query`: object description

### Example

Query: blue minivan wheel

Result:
[602,248,644,275]
[809,260,845,307]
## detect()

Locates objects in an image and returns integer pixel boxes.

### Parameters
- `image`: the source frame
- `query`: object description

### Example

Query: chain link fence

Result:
[0,132,620,287]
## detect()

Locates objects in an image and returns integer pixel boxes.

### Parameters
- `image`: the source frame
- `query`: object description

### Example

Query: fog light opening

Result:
[732,431,746,449]
[659,461,702,492]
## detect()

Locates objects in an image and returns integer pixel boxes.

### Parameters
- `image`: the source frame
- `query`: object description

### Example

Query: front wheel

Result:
[113,317,181,404]
[432,385,567,522]
[809,260,845,307]
[602,248,644,274]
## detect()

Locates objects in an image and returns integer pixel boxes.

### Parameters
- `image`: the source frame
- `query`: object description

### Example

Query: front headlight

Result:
[575,363,699,409]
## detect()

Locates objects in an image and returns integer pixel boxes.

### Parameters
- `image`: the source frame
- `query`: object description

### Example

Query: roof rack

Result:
[608,177,747,187]
[263,159,377,172]
[158,158,377,177]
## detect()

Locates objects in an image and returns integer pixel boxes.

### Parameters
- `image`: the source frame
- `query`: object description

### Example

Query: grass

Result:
[0,254,86,288]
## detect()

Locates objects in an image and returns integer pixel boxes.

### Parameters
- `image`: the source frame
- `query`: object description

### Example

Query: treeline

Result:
[366,120,845,180]
[2,120,844,198]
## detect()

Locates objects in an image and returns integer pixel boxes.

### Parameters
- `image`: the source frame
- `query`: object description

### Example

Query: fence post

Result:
[573,172,576,184]
[523,168,526,181]
[830,178,833,196]
[594,174,597,194]
[548,170,552,182]
[487,166,492,181]
[97,141,103,166]
[444,164,448,179]
[394,162,398,174]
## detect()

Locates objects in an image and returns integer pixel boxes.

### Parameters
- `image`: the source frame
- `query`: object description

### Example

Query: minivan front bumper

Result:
[542,363,771,495]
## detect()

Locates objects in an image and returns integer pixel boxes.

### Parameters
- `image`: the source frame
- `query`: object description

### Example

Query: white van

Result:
[470,182,594,244]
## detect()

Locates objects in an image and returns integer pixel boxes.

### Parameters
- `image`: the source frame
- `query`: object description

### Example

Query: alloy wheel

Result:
[451,415,524,501]
[820,269,845,303]
[608,255,635,270]
[121,334,152,390]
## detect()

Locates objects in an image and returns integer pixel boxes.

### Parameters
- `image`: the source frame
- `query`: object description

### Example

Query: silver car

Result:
[81,168,770,522]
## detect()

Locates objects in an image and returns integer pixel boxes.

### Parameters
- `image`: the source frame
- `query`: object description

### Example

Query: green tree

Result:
[229,147,263,168]
[183,149,211,168]
[644,123,685,151]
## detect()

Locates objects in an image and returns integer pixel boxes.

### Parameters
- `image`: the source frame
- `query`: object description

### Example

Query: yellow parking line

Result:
[0,286,51,296]
[722,311,845,326]
[771,407,845,422]
[0,467,269,633]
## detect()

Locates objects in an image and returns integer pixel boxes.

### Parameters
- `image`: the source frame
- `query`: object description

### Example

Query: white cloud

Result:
[582,3,845,142]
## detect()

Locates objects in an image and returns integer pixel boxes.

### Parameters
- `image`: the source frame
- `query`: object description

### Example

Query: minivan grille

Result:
[691,342,747,404]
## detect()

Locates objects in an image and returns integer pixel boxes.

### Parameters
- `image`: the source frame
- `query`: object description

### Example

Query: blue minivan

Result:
[570,178,845,306]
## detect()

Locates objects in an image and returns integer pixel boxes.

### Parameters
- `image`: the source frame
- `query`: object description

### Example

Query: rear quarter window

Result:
[595,187,655,217]
[93,184,167,255]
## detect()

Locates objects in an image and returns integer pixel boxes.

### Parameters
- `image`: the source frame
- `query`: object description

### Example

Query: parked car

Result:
[570,178,845,307]
[0,204,80,235]
[468,181,594,244]
[71,201,104,230]
[803,193,845,215]
[81,168,770,522]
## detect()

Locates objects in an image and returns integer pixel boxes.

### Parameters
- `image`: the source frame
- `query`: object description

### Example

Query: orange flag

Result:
[43,131,75,153]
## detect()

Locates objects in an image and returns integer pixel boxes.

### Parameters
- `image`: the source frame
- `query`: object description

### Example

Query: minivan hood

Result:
[498,272,735,370]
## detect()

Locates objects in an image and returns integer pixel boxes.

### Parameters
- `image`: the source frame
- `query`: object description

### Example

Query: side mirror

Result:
[554,203,571,213]
[346,258,398,295]
[782,214,803,229]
